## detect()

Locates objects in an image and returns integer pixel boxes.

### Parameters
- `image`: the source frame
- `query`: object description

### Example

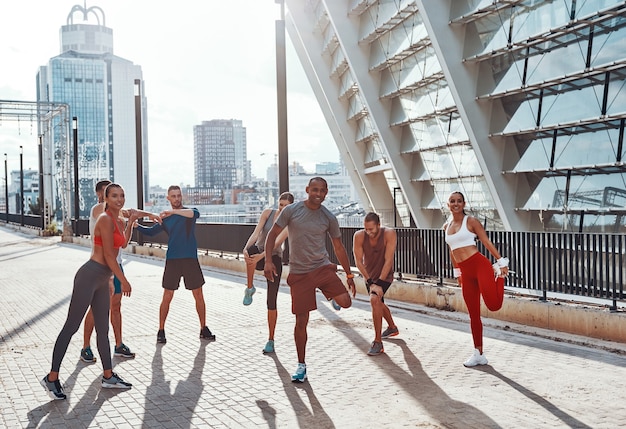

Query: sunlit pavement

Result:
[1,226,626,428]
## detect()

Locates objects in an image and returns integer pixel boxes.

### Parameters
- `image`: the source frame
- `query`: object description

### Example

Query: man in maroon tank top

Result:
[353,212,399,356]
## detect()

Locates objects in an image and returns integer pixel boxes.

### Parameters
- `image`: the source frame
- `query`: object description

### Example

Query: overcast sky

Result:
[0,0,337,188]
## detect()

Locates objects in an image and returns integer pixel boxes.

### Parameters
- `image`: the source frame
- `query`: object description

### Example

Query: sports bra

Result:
[445,215,476,250]
[93,210,126,249]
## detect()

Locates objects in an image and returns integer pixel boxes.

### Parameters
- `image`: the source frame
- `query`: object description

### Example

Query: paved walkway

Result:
[1,226,626,428]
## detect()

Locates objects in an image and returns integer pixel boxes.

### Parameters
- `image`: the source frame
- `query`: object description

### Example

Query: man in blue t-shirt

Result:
[136,185,215,344]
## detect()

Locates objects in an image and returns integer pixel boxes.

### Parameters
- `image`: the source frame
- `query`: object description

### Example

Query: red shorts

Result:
[287,264,347,315]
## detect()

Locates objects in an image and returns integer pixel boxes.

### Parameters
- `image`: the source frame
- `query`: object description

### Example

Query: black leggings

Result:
[256,254,283,310]
[51,260,112,372]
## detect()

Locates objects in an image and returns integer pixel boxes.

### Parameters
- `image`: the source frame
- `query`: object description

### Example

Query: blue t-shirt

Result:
[137,208,200,259]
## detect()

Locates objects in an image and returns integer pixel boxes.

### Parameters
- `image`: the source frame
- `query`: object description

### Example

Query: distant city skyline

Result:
[0,0,338,189]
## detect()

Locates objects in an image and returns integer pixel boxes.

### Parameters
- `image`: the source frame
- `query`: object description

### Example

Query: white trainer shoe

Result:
[463,348,488,367]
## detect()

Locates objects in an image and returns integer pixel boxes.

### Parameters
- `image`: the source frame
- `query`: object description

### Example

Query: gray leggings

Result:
[51,259,112,372]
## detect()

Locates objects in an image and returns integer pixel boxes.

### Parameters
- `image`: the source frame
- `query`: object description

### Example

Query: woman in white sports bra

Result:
[444,191,509,368]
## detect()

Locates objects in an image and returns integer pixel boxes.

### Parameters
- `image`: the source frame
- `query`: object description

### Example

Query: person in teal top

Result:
[136,185,216,344]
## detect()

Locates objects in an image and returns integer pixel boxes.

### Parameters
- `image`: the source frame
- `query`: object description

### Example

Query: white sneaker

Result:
[463,348,488,367]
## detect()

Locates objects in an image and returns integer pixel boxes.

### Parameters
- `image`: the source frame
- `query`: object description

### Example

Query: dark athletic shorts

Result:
[162,258,205,290]
[366,278,392,303]
[287,264,347,315]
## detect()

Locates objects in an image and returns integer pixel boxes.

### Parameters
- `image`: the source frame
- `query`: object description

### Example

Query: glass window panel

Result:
[523,176,564,209]
[511,1,570,44]
[606,77,626,116]
[525,42,588,86]
[540,86,602,126]
[553,130,619,167]
[501,98,539,133]
[523,173,626,210]
[473,10,512,55]
[492,57,524,94]
[590,23,626,67]
[421,145,480,179]
[513,137,552,171]
[576,0,625,19]
[448,177,495,211]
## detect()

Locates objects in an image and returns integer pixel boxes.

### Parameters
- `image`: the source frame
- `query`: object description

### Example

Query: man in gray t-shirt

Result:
[264,177,356,383]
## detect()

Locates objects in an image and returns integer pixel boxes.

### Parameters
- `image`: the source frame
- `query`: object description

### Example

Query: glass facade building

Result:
[285,0,626,232]
[194,119,249,189]
[36,5,148,216]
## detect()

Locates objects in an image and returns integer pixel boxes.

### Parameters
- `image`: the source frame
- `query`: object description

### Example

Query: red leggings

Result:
[458,252,504,348]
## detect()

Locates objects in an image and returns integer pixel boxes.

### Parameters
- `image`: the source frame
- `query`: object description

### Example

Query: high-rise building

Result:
[194,119,248,189]
[36,3,148,216]
[285,0,626,233]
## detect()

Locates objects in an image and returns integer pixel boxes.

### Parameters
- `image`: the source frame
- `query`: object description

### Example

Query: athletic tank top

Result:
[93,210,126,249]
[363,227,393,282]
[255,209,281,256]
[445,215,476,250]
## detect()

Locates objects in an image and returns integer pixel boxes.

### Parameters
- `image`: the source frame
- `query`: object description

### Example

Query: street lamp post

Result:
[275,0,289,194]
[20,145,24,226]
[134,79,144,210]
[38,135,45,230]
[73,117,79,236]
[4,153,8,223]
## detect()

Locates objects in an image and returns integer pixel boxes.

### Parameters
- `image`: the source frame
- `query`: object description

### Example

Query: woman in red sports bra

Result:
[444,191,509,368]
[42,183,138,400]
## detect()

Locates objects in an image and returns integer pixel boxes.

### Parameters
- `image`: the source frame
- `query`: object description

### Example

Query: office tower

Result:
[285,1,626,232]
[36,3,148,216]
[194,119,248,189]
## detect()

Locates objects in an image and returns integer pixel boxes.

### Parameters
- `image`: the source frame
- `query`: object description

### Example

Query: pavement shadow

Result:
[26,361,125,428]
[267,353,336,429]
[142,341,208,429]
[0,296,70,343]
[318,305,501,428]
[474,365,593,428]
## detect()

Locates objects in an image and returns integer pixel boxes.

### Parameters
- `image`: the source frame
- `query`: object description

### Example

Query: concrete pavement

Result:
[1,226,626,428]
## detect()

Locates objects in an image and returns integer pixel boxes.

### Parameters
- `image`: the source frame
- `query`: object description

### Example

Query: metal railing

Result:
[5,217,624,309]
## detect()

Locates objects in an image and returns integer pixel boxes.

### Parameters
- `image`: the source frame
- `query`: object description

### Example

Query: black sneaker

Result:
[114,343,136,358]
[101,372,132,389]
[157,329,166,344]
[40,375,66,400]
[200,326,216,341]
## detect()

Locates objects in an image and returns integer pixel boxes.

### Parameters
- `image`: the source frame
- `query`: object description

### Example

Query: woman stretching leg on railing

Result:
[444,191,509,367]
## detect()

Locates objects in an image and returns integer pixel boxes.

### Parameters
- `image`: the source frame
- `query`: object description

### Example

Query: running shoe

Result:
[80,346,96,363]
[330,298,341,311]
[157,329,167,344]
[200,326,216,341]
[263,340,275,354]
[291,363,307,383]
[463,348,488,367]
[367,341,384,356]
[381,326,399,339]
[101,372,132,389]
[40,375,66,400]
[114,343,136,358]
[243,286,256,306]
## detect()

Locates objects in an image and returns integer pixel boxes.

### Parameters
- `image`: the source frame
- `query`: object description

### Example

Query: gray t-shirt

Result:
[255,209,282,256]
[274,201,340,274]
